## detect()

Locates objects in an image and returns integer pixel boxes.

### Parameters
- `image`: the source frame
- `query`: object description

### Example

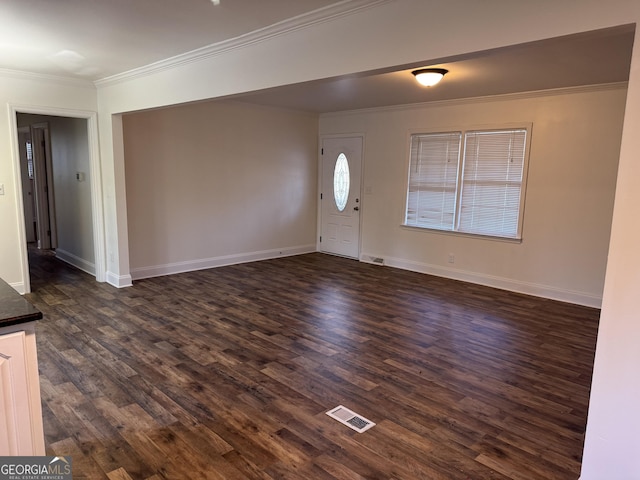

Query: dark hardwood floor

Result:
[25,248,600,479]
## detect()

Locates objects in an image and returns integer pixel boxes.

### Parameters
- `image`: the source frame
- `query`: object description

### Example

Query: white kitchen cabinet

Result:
[0,321,45,456]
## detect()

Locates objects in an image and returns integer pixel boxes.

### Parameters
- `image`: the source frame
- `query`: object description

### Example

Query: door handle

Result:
[353,206,360,211]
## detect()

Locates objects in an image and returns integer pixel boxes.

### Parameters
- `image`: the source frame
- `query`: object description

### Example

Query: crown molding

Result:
[0,68,96,88]
[95,0,393,88]
[319,81,629,118]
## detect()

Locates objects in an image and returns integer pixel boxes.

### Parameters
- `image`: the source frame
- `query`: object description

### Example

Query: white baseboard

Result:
[55,249,96,276]
[360,252,602,308]
[8,281,26,295]
[130,244,317,281]
[106,271,133,288]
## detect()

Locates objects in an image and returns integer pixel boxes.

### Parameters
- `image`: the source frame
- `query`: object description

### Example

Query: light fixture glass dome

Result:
[412,68,448,87]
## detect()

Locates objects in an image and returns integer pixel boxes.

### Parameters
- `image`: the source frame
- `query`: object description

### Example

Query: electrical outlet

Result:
[0,184,4,195]
[448,253,455,264]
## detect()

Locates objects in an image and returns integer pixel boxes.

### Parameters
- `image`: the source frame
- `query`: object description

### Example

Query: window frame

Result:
[403,123,532,241]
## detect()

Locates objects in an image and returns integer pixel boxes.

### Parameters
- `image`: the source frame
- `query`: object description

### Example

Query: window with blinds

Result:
[404,127,529,239]
[406,132,462,230]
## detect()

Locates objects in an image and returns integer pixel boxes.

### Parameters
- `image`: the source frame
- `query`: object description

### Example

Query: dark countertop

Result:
[0,278,42,328]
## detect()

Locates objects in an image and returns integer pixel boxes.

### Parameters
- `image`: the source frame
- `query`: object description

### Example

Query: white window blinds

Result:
[405,132,461,230]
[459,129,527,238]
[405,127,529,240]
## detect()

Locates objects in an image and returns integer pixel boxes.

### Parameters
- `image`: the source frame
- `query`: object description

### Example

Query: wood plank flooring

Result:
[25,249,599,479]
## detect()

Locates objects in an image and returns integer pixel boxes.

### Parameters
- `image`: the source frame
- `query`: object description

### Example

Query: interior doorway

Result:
[18,123,59,251]
[10,107,106,293]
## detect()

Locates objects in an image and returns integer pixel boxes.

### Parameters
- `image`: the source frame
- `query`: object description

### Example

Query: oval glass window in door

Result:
[333,153,350,212]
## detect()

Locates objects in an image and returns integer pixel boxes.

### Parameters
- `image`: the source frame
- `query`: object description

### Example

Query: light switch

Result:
[0,184,4,195]
[76,172,85,182]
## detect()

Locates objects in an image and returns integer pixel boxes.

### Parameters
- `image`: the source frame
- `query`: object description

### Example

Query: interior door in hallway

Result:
[320,136,362,259]
[30,123,57,250]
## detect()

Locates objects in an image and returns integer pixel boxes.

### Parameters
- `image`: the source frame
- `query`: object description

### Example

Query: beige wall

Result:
[320,85,626,307]
[122,100,318,278]
[49,117,95,273]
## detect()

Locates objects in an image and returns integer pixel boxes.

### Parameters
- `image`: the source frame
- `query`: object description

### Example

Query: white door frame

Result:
[8,105,106,293]
[317,133,365,259]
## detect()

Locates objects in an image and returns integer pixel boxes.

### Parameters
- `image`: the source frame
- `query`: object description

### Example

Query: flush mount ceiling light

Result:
[412,68,448,87]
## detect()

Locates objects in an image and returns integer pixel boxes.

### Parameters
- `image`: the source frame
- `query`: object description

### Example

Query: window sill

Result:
[400,224,523,244]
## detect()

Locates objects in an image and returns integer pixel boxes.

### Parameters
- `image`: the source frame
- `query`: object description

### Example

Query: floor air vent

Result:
[326,405,376,433]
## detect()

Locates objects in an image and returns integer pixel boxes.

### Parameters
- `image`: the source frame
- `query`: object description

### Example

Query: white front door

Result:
[320,136,362,258]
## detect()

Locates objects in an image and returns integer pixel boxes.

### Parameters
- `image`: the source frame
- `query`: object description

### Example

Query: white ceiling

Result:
[0,1,634,113]
[0,0,343,79]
